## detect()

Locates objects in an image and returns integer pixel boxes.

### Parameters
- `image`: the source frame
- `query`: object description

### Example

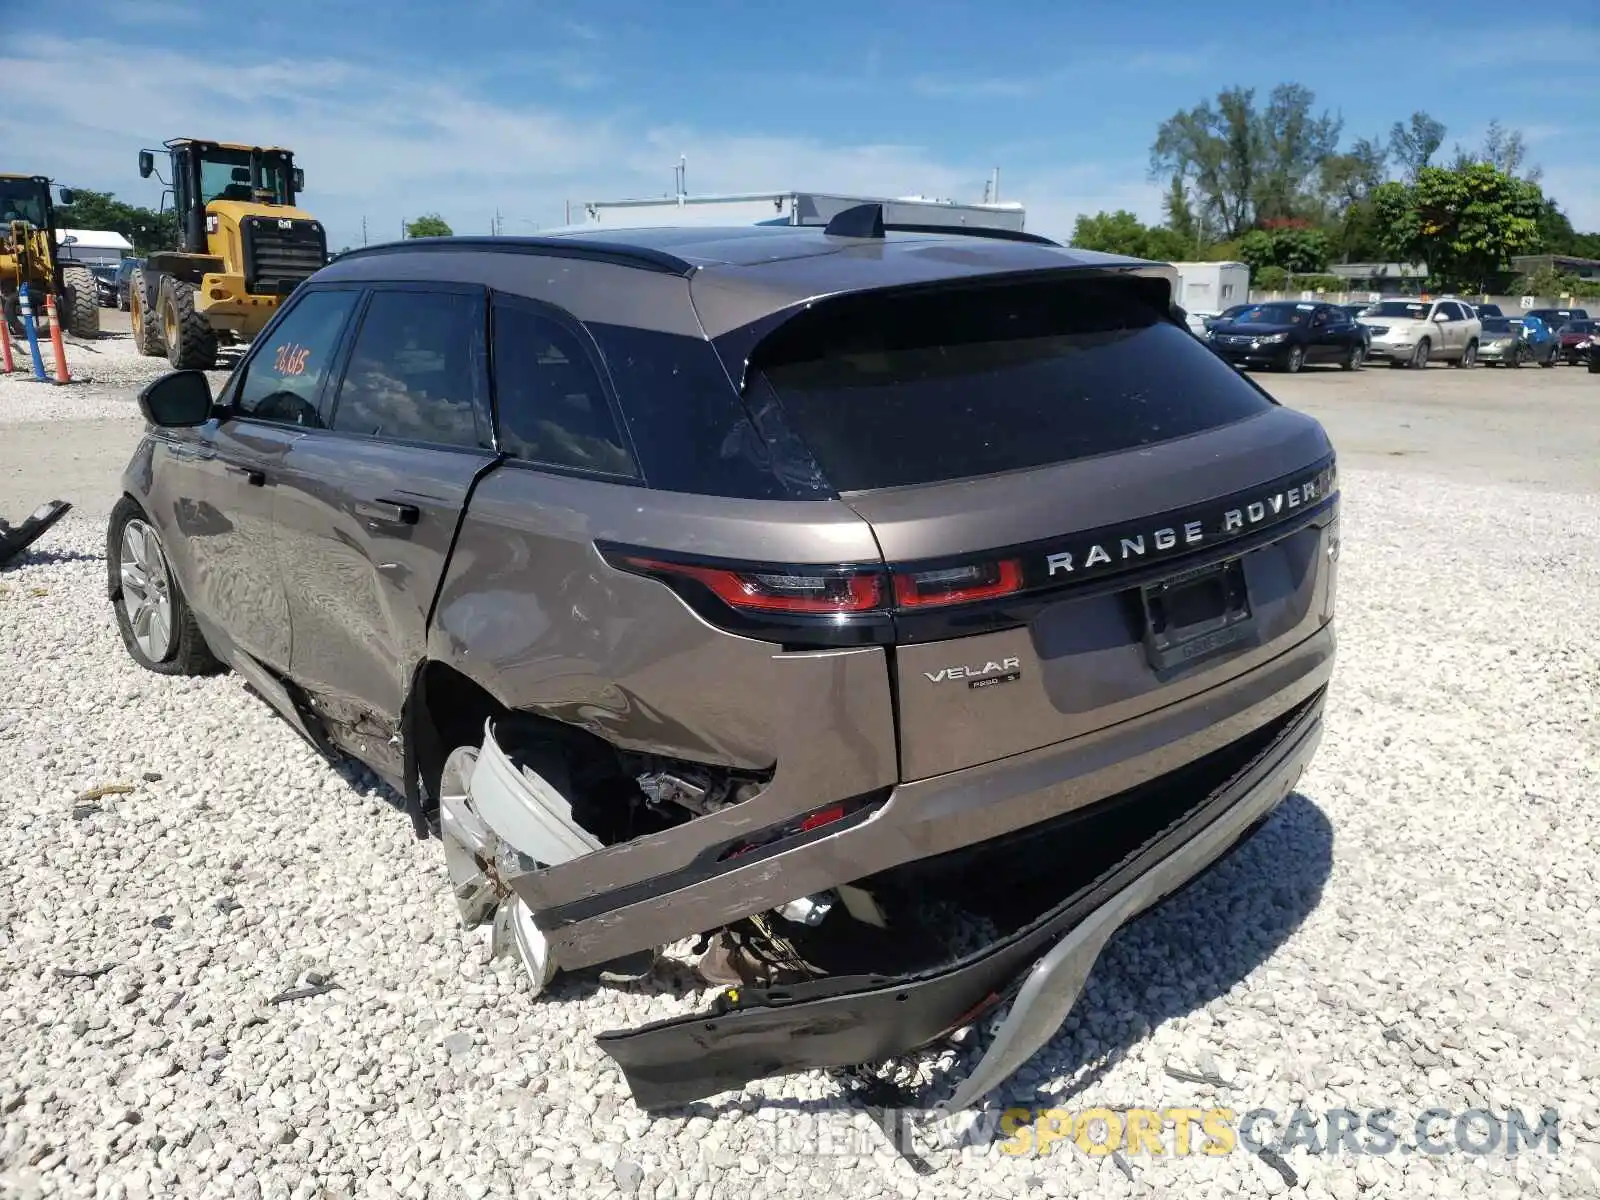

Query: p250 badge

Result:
[925,656,1022,689]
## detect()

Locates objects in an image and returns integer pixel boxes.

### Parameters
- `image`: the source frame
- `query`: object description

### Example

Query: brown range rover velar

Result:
[111,205,1339,1114]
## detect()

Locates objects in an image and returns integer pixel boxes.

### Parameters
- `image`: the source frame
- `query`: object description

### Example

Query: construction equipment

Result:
[133,139,326,370]
[0,174,99,340]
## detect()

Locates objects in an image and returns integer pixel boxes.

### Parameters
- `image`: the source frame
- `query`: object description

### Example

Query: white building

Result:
[567,189,1028,234]
[1167,261,1251,315]
[54,228,134,268]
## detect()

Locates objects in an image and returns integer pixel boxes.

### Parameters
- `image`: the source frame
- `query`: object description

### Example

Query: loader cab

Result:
[0,175,58,229]
[140,140,306,256]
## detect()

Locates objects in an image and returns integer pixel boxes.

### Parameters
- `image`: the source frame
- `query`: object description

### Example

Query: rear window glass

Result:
[751,277,1276,492]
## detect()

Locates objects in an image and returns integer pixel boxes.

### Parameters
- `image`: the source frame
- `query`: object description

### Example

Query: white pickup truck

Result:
[1358,298,1483,368]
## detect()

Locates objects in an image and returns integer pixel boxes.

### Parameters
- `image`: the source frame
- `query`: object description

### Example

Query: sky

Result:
[7,0,1597,252]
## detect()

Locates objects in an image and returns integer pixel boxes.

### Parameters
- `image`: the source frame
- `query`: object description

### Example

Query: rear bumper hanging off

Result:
[595,690,1325,1112]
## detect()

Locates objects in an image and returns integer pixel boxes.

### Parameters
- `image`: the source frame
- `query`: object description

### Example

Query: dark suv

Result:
[1205,300,1369,372]
[111,210,1338,1113]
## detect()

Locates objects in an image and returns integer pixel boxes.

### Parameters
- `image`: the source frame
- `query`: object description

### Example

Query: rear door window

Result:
[490,297,635,477]
[234,288,359,426]
[751,276,1277,492]
[328,289,487,448]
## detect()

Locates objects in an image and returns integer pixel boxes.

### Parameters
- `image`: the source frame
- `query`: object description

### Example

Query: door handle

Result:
[355,498,420,526]
[223,463,265,486]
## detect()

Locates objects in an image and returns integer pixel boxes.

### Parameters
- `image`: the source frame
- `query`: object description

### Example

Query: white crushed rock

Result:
[1,465,1597,1199]
[0,328,234,427]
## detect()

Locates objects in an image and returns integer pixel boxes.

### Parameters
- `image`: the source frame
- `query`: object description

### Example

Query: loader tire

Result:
[158,277,217,371]
[129,269,166,358]
[60,265,101,338]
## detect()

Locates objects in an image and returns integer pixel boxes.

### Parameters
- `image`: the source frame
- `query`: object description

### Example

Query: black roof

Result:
[319,224,1170,339]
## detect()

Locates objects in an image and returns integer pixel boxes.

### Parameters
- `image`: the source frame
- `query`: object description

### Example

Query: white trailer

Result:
[1168,261,1251,315]
[570,190,1028,234]
[54,228,134,269]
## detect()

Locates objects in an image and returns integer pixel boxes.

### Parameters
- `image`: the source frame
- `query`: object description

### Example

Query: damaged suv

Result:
[110,207,1339,1113]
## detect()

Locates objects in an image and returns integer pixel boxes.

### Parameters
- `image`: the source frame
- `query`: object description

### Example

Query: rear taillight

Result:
[618,557,884,615]
[892,559,1023,608]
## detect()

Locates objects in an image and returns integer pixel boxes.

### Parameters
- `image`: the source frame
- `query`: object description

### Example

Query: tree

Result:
[1162,174,1198,254]
[1372,163,1545,291]
[405,214,453,238]
[1387,112,1446,181]
[1069,210,1192,262]
[1238,224,1331,274]
[1151,83,1343,239]
[1070,210,1153,257]
[54,188,176,255]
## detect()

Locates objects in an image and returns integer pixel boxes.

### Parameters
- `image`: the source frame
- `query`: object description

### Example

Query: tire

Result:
[1454,340,1477,368]
[1280,345,1305,373]
[107,496,223,676]
[1589,353,1600,375]
[1342,343,1365,371]
[159,277,218,370]
[1539,348,1556,368]
[59,265,101,338]
[129,268,166,357]
[1410,339,1430,369]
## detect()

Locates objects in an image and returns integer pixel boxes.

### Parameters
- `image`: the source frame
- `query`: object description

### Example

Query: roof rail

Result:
[818,202,1060,246]
[326,235,697,278]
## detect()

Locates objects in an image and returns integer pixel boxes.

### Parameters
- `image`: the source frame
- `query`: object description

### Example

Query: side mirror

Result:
[61,234,78,246]
[137,371,214,428]
[138,150,155,179]
[292,168,306,194]
[1432,312,1448,323]
[58,187,76,206]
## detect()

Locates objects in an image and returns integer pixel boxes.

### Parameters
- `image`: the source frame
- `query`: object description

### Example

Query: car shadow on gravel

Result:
[650,791,1333,1135]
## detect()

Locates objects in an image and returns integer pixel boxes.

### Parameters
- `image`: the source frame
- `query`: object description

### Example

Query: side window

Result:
[1446,302,1468,321]
[329,290,485,448]
[235,289,359,426]
[490,297,635,477]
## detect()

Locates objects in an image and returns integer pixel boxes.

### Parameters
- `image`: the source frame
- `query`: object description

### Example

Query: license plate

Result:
[1140,559,1255,673]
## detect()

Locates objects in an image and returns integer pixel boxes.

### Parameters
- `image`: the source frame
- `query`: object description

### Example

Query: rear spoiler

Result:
[814,202,1063,247]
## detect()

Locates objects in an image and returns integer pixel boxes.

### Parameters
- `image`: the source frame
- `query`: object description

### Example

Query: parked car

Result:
[1205,300,1369,371]
[1203,303,1253,332]
[1527,307,1590,332]
[1553,319,1597,365]
[87,264,119,308]
[114,259,144,312]
[1358,298,1482,368]
[1477,316,1543,367]
[108,218,1339,1113]
[1471,302,1504,318]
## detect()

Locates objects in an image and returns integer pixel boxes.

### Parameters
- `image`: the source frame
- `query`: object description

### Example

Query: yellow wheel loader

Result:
[133,139,327,370]
[0,174,100,339]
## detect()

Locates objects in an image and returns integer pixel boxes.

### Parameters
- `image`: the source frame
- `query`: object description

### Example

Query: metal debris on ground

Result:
[52,964,116,981]
[269,977,340,1006]
[72,782,135,803]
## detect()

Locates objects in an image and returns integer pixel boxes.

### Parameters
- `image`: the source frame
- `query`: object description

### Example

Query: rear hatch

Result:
[746,272,1339,779]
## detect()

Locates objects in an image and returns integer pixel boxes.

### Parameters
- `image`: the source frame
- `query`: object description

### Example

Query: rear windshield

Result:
[1482,317,1513,333]
[751,276,1276,492]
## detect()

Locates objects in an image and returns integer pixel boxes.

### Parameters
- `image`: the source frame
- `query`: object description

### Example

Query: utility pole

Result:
[361,215,368,245]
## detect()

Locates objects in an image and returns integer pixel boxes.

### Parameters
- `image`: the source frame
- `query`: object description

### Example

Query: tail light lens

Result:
[617,557,884,615]
[892,559,1023,608]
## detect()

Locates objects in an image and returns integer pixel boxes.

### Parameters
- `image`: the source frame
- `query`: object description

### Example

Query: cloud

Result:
[1,33,1155,249]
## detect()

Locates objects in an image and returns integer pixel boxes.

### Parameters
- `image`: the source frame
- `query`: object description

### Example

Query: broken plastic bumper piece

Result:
[0,499,71,568]
[594,694,1323,1113]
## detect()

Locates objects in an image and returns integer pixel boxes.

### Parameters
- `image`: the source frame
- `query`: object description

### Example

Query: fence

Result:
[1245,291,1592,313]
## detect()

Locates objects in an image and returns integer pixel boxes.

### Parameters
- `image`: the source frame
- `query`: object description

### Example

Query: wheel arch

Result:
[401,659,629,838]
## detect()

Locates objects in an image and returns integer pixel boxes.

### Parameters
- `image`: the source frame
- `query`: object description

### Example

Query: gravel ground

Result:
[0,324,236,428]
[2,355,1599,1196]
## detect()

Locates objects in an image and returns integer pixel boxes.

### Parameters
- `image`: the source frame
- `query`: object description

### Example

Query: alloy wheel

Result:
[118,519,176,662]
